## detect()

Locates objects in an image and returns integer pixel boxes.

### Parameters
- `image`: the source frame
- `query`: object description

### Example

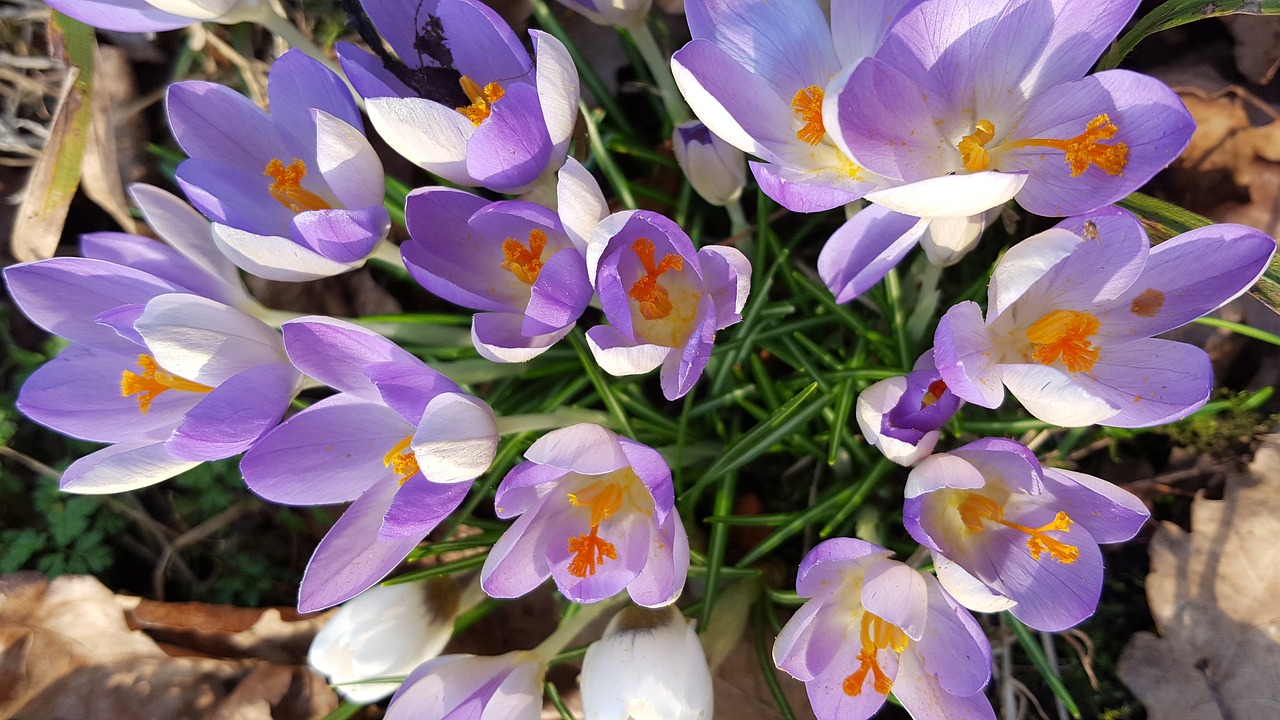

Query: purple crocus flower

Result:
[934,207,1277,427]
[41,0,261,32]
[338,0,579,194]
[904,438,1148,631]
[167,49,391,281]
[384,652,545,720]
[401,160,597,362]
[856,350,961,467]
[481,423,689,607]
[672,120,747,207]
[240,317,499,611]
[585,211,750,400]
[773,538,994,720]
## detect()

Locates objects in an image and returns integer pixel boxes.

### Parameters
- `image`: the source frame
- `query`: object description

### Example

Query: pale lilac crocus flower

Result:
[42,0,264,32]
[167,49,391,281]
[856,350,961,467]
[338,0,578,194]
[401,159,599,362]
[384,651,545,720]
[934,207,1277,427]
[240,317,498,611]
[904,438,1148,631]
[672,121,746,207]
[585,211,750,400]
[774,538,994,720]
[482,424,689,607]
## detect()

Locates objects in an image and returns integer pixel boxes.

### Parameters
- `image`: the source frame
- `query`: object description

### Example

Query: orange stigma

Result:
[264,159,332,214]
[791,85,826,145]
[958,493,1080,564]
[842,612,908,697]
[1004,113,1128,177]
[457,75,505,126]
[382,436,420,484]
[958,119,996,172]
[1026,309,1102,372]
[565,479,626,578]
[921,379,948,409]
[628,238,684,321]
[120,355,212,414]
[501,229,548,285]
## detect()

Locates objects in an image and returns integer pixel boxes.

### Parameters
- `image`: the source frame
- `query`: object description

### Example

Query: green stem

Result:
[581,102,637,209]
[532,595,625,661]
[256,8,331,69]
[905,259,943,347]
[626,22,690,125]
[494,408,615,436]
[726,199,750,239]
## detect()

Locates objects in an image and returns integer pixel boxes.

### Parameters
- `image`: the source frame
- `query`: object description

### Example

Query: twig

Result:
[152,499,254,599]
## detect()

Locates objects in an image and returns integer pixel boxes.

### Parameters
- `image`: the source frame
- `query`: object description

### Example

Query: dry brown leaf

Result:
[119,597,330,664]
[713,636,815,720]
[1117,437,1280,720]
[1222,15,1280,85]
[79,44,139,236]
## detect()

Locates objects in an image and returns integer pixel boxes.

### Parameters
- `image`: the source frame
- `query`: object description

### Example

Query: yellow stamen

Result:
[628,238,684,321]
[1026,309,1102,372]
[457,75,506,127]
[958,493,1080,564]
[568,480,624,527]
[264,159,332,214]
[501,229,548,285]
[842,612,909,697]
[120,355,212,414]
[958,119,996,172]
[921,379,948,409]
[382,435,420,484]
[1003,113,1129,177]
[791,85,826,145]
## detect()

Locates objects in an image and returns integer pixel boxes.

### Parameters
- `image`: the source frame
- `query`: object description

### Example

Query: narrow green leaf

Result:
[1097,0,1280,71]
[1006,613,1082,719]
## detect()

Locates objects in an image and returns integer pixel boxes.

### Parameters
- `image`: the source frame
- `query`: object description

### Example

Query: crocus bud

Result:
[308,577,461,703]
[581,605,713,720]
[554,0,653,28]
[855,350,960,466]
[672,121,746,207]
[385,651,546,720]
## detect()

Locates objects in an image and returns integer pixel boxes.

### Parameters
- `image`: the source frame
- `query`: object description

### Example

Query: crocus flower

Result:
[554,0,652,28]
[856,350,961,467]
[309,577,461,703]
[933,207,1277,427]
[585,211,750,400]
[42,0,263,32]
[384,651,545,720]
[672,121,746,207]
[338,0,578,194]
[240,317,499,611]
[482,423,688,607]
[401,160,598,362]
[167,49,391,281]
[904,438,1148,631]
[581,605,713,720]
[774,538,994,720]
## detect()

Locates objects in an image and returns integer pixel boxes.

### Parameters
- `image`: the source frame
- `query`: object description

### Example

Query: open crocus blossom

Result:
[42,0,264,32]
[585,211,750,400]
[482,423,689,606]
[856,350,961,467]
[384,651,545,720]
[240,317,499,611]
[167,49,391,282]
[401,160,598,362]
[773,538,994,720]
[933,207,1276,428]
[581,605,713,720]
[672,120,747,207]
[338,0,578,194]
[904,438,1148,631]
[672,0,913,213]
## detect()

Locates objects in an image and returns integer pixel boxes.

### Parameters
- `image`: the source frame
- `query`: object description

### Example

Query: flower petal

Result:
[211,223,356,282]
[165,362,298,461]
[1000,363,1119,426]
[134,294,286,386]
[412,392,498,483]
[365,96,476,186]
[819,205,928,303]
[60,440,198,495]
[866,171,1026,219]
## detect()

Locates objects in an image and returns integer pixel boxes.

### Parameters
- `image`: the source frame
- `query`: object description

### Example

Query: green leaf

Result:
[1007,613,1083,719]
[1097,0,1280,71]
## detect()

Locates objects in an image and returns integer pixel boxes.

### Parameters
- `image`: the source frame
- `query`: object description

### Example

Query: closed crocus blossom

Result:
[309,577,461,703]
[401,160,599,362]
[241,317,499,611]
[384,651,545,720]
[774,538,994,720]
[338,0,578,194]
[933,207,1277,428]
[167,50,391,281]
[581,605,713,720]
[904,438,1148,631]
[42,0,263,32]
[585,211,750,400]
[856,350,961,467]
[672,121,746,207]
[482,424,689,607]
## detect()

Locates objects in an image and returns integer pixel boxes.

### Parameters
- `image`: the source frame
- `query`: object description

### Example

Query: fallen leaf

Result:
[1117,437,1280,720]
[1222,15,1280,85]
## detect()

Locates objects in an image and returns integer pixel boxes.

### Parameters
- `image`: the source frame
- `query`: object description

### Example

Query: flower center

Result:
[1002,113,1129,176]
[627,237,684,321]
[120,354,212,414]
[382,435,420,485]
[958,119,996,172]
[263,158,332,214]
[566,479,625,578]
[501,229,548,285]
[456,75,506,127]
[1026,309,1101,372]
[842,612,908,697]
[957,493,1079,564]
[921,379,948,409]
[791,85,826,145]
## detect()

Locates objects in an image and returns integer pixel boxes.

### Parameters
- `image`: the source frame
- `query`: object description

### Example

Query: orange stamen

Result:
[628,238,684,321]
[264,158,332,214]
[842,612,908,697]
[921,380,948,409]
[958,119,996,172]
[565,479,626,578]
[1004,113,1129,177]
[501,229,548,285]
[457,75,506,127]
[567,526,618,578]
[791,85,826,145]
[1026,309,1102,372]
[382,435,420,484]
[120,355,212,414]
[958,493,1079,564]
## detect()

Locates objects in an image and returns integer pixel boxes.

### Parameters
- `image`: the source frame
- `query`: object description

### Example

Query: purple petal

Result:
[836,57,954,182]
[365,361,462,427]
[934,301,1003,408]
[281,317,421,398]
[950,437,1045,495]
[894,655,994,720]
[379,475,470,538]
[819,204,928,303]
[658,298,717,400]
[402,188,517,313]
[670,40,791,163]
[473,312,571,363]
[60,439,198,495]
[751,161,873,213]
[1077,337,1212,428]
[796,537,888,598]
[1043,467,1148,543]
[492,460,562,518]
[618,437,675,520]
[128,183,241,286]
[266,49,362,161]
[829,0,920,65]
[465,82,552,194]
[43,0,190,31]
[165,362,298,461]
[176,159,293,236]
[547,508,650,603]
[290,206,389,263]
[899,575,993,697]
[524,247,591,335]
[699,245,751,328]
[167,81,285,169]
[627,515,688,607]
[336,43,414,100]
[524,423,630,474]
[79,233,233,305]
[481,494,555,598]
[436,0,531,82]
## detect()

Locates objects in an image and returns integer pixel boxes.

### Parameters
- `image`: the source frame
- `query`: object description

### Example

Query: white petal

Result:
[135,293,287,385]
[988,227,1079,317]
[586,332,670,376]
[581,606,713,720]
[60,440,198,494]
[585,211,636,287]
[412,393,499,483]
[933,554,1016,613]
[1000,364,1119,427]
[920,211,996,267]
[557,157,610,255]
[129,183,238,283]
[866,171,1026,218]
[365,96,476,186]
[212,223,357,282]
[532,30,578,155]
[314,109,385,210]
